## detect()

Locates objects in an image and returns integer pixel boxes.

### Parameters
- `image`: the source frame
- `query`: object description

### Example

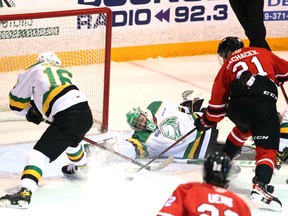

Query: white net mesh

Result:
[0,8,112,135]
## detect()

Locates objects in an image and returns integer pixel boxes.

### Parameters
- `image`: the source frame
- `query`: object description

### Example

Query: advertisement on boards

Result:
[0,0,287,59]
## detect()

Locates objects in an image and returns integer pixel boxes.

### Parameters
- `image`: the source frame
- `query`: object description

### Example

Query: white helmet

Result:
[37,51,62,67]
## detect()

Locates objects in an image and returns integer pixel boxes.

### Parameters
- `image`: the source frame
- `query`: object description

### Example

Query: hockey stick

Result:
[177,158,254,167]
[44,120,173,172]
[82,136,174,172]
[127,127,198,174]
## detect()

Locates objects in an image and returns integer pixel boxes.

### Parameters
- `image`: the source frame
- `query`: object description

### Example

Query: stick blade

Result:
[149,155,174,171]
[125,156,174,174]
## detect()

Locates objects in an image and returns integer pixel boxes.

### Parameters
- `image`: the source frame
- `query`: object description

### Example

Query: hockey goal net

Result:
[0,8,112,143]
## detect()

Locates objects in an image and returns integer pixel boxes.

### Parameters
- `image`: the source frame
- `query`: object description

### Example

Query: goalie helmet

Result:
[37,51,62,67]
[126,107,156,132]
[203,152,232,189]
[217,36,244,62]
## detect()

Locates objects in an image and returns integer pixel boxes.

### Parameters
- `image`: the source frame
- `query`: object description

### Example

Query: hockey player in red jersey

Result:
[157,152,251,216]
[194,36,288,211]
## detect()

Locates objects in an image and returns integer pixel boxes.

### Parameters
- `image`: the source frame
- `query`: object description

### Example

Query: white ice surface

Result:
[1,53,288,215]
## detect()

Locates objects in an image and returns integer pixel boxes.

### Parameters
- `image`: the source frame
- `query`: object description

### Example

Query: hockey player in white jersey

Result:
[121,91,224,160]
[0,51,93,209]
[277,106,288,169]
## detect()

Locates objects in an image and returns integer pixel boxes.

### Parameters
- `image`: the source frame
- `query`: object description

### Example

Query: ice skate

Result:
[62,163,88,179]
[250,181,282,212]
[0,188,31,209]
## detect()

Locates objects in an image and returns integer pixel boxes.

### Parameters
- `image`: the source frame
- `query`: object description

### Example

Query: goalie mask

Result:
[37,51,62,67]
[203,152,232,189]
[126,107,156,132]
[217,36,244,64]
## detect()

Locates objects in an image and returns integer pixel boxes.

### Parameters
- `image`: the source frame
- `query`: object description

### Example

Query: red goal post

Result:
[0,7,112,133]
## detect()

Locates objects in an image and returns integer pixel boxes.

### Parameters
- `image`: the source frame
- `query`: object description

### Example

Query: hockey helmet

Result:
[126,107,156,132]
[217,36,244,62]
[37,51,62,67]
[203,152,232,188]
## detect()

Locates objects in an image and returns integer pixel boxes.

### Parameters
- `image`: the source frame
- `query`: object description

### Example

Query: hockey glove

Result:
[194,117,210,131]
[239,70,254,89]
[180,100,193,113]
[26,102,43,125]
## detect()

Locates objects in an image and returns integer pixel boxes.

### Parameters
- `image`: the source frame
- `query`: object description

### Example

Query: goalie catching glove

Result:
[181,90,204,112]
[26,101,43,125]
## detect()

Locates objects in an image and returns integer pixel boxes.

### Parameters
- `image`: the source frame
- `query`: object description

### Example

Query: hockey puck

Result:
[125,176,134,181]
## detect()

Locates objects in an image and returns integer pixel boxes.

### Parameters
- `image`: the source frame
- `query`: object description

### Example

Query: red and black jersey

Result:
[204,47,288,126]
[157,182,251,216]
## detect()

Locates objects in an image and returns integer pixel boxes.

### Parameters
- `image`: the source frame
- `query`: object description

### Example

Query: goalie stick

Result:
[128,127,198,174]
[44,120,173,172]
[176,158,242,175]
[125,155,174,173]
[82,136,174,172]
[173,158,255,167]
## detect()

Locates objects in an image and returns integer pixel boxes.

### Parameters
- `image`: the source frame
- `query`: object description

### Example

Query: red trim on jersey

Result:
[255,146,277,169]
[227,126,251,147]
[207,47,288,124]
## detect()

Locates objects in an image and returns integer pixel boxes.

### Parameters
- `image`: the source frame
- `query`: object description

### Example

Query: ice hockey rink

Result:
[1,53,288,215]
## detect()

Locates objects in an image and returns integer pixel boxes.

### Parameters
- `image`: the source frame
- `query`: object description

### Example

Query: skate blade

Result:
[0,199,29,209]
[250,194,282,212]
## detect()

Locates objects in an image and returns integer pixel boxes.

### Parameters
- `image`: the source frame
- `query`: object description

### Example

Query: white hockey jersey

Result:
[127,101,214,159]
[9,62,87,122]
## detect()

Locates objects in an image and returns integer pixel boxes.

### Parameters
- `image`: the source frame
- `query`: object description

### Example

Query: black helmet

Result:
[203,152,232,188]
[217,36,244,60]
